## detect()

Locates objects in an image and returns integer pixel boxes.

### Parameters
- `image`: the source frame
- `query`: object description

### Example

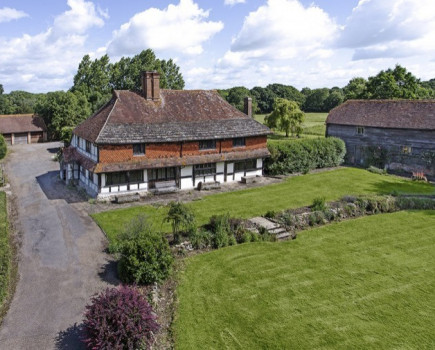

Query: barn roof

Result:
[326,100,435,130]
[74,89,271,144]
[0,114,47,134]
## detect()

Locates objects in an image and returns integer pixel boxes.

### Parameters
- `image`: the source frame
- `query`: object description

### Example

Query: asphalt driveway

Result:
[0,142,116,349]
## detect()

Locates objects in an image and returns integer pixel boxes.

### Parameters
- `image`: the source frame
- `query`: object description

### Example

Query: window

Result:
[194,163,216,176]
[129,170,144,183]
[402,146,412,154]
[88,170,93,182]
[80,166,86,177]
[233,137,246,147]
[148,167,177,181]
[106,172,128,186]
[234,159,257,172]
[77,136,80,147]
[356,127,364,135]
[133,143,145,156]
[199,140,216,150]
[86,140,91,153]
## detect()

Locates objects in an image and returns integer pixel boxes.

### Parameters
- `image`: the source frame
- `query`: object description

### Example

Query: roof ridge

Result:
[95,96,118,144]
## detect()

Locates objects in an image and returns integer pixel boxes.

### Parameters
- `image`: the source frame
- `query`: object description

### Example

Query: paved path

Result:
[0,143,116,349]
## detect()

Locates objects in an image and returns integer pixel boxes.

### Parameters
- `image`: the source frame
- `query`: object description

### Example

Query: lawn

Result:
[92,168,434,242]
[174,210,435,349]
[255,112,327,139]
[0,191,11,311]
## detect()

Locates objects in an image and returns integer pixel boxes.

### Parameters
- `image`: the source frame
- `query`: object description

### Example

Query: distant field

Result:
[174,210,435,349]
[255,112,327,140]
[92,168,434,242]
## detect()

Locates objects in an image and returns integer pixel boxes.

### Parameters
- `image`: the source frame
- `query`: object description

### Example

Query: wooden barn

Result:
[326,100,435,177]
[0,114,47,145]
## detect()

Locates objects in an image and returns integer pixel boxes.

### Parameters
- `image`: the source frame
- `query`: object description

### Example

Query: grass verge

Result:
[91,168,434,242]
[174,210,435,349]
[0,192,12,319]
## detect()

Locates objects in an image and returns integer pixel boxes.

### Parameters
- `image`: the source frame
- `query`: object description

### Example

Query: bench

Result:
[241,175,257,184]
[197,181,221,191]
[153,180,179,194]
[115,193,140,203]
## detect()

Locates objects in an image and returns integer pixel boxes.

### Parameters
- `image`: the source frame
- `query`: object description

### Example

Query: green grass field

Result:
[92,168,434,242]
[174,210,435,349]
[255,112,327,139]
[0,192,11,310]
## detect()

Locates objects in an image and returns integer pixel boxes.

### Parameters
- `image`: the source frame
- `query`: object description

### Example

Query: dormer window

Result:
[199,140,216,150]
[133,143,145,156]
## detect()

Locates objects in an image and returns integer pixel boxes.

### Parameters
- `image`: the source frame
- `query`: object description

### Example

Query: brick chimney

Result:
[141,71,160,101]
[244,97,252,118]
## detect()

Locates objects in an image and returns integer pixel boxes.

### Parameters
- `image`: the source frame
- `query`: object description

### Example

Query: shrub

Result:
[367,165,386,175]
[241,231,252,243]
[265,137,346,175]
[311,197,327,211]
[165,201,196,243]
[396,196,435,210]
[264,210,277,219]
[117,215,174,285]
[189,229,212,250]
[0,134,7,160]
[83,285,159,350]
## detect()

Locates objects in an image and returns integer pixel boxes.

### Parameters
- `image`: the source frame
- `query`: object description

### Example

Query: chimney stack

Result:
[244,97,252,118]
[141,71,160,101]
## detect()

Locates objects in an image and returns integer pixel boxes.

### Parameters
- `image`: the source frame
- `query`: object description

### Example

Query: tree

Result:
[225,86,257,113]
[35,91,91,140]
[343,77,368,100]
[303,88,329,112]
[250,86,276,114]
[0,84,3,95]
[165,201,196,243]
[0,134,7,160]
[266,83,305,107]
[324,90,344,111]
[266,98,305,137]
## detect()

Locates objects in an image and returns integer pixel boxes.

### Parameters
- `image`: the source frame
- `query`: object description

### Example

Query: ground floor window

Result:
[106,170,143,186]
[194,163,216,176]
[148,167,177,181]
[234,159,257,172]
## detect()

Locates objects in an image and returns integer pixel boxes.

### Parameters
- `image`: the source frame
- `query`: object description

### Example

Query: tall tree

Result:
[0,84,3,95]
[303,88,329,112]
[35,91,91,140]
[225,86,257,113]
[265,98,305,137]
[343,77,368,100]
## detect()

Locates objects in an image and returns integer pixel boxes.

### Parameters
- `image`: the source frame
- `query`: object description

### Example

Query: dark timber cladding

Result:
[326,99,435,176]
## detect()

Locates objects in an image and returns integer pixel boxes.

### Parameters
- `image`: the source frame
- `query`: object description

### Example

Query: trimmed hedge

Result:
[0,134,7,160]
[265,137,346,175]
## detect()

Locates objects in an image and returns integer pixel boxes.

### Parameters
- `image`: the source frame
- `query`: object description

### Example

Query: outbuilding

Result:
[0,114,47,145]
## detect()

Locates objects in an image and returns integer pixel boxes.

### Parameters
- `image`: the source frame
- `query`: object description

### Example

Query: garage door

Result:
[3,134,12,145]
[31,132,43,143]
[14,133,28,144]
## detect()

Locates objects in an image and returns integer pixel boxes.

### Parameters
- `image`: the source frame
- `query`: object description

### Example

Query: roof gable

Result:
[326,100,435,130]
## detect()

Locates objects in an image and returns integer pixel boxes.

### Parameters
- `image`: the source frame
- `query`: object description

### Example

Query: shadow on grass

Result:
[55,323,86,350]
[370,179,435,195]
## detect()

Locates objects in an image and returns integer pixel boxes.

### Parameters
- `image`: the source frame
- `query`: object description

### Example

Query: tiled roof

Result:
[93,148,270,173]
[326,100,435,130]
[0,114,47,134]
[74,89,271,144]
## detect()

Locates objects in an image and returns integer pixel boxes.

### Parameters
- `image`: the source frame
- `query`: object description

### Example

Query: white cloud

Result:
[0,7,28,23]
[230,0,338,60]
[224,0,246,6]
[338,0,435,60]
[107,0,223,56]
[0,0,106,92]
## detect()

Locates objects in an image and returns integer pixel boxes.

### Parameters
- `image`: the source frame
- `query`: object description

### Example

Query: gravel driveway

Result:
[0,143,116,349]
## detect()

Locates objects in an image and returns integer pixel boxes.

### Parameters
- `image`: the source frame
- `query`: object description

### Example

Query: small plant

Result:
[165,201,196,243]
[189,229,211,250]
[264,210,277,219]
[311,197,327,212]
[83,285,159,350]
[117,215,174,285]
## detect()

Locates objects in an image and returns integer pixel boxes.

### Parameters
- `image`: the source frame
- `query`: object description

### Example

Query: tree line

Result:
[219,65,435,114]
[1,62,434,140]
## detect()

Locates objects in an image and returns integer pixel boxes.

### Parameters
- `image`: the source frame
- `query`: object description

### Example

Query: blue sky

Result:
[1,0,434,93]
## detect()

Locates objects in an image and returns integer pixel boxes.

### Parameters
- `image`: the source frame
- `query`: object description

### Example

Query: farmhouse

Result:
[60,72,271,198]
[0,114,47,145]
[326,100,435,177]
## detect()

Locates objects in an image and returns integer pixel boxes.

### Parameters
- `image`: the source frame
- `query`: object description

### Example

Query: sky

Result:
[1,0,435,93]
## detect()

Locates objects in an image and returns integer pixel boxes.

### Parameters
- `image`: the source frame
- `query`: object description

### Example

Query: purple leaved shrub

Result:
[83,285,159,349]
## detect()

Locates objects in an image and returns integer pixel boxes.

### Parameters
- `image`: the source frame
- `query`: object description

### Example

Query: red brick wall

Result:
[99,136,268,163]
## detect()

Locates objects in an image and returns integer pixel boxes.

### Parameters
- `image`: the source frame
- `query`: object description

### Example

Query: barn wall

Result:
[327,124,435,175]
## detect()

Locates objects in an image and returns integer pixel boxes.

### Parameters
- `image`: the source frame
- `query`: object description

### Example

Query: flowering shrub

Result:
[83,285,159,349]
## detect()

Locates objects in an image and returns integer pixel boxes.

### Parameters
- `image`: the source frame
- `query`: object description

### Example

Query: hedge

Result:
[265,137,346,175]
[0,135,7,160]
